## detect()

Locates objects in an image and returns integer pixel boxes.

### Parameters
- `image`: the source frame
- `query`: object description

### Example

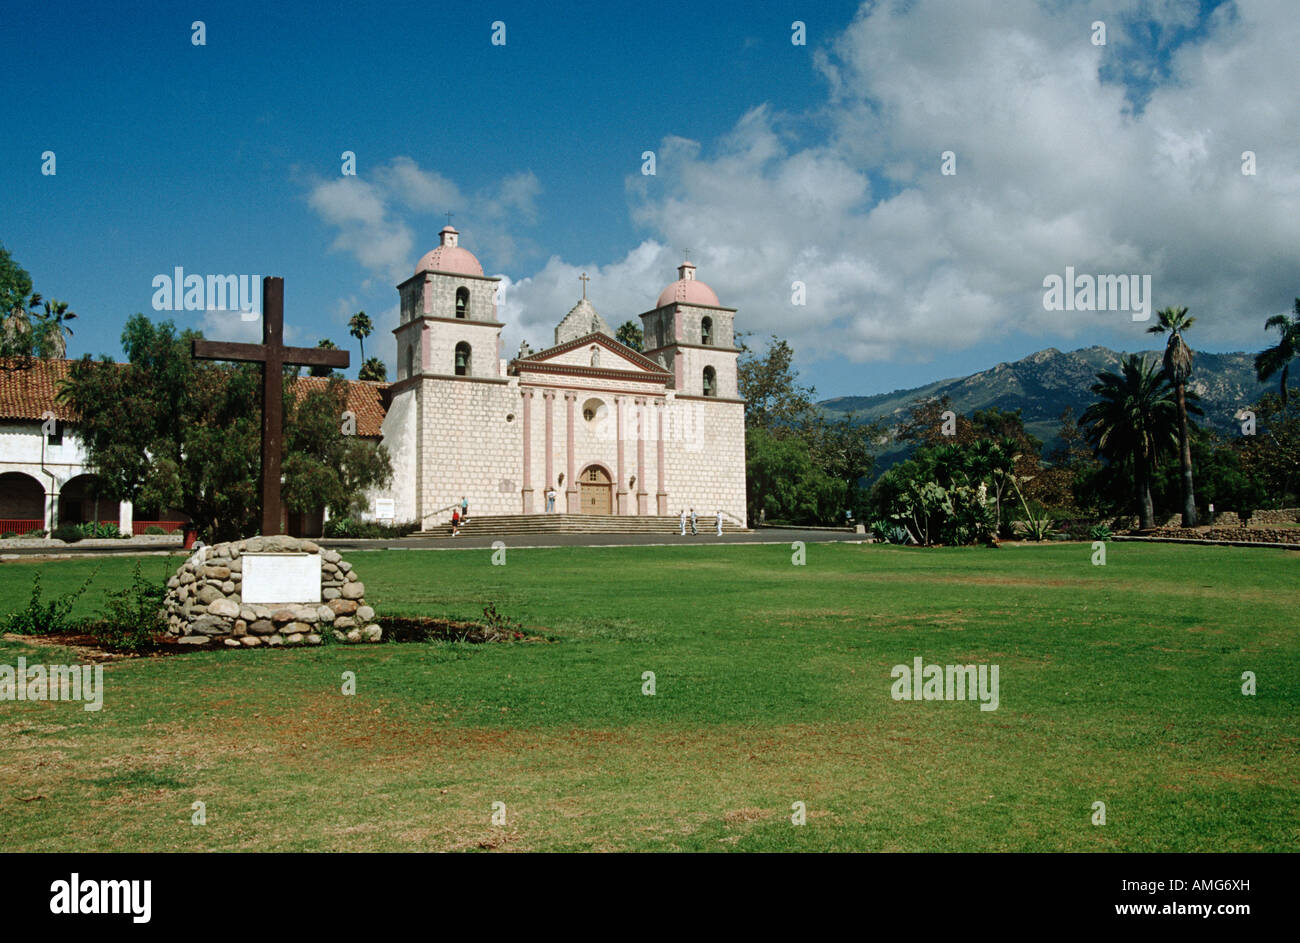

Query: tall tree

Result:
[33,298,76,359]
[58,314,392,541]
[310,338,339,377]
[1080,355,1180,529]
[348,311,373,365]
[615,319,643,352]
[1254,299,1300,406]
[282,376,393,519]
[0,243,33,323]
[1147,306,1198,525]
[358,356,387,381]
[737,334,817,433]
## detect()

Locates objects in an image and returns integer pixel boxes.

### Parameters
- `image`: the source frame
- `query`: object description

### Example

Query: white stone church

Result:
[375,225,747,528]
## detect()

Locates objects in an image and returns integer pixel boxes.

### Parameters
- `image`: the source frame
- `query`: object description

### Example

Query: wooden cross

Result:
[192,277,350,535]
[579,272,589,299]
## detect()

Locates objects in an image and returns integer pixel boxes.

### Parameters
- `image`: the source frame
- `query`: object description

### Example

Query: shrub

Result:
[481,603,525,639]
[90,563,165,653]
[52,522,84,543]
[886,525,911,545]
[1088,523,1112,541]
[322,517,417,539]
[74,522,120,538]
[27,528,46,539]
[143,525,167,535]
[0,531,15,540]
[1013,515,1056,541]
[0,568,99,635]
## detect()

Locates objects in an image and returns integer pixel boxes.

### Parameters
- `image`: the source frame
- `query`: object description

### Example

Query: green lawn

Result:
[1,542,1296,852]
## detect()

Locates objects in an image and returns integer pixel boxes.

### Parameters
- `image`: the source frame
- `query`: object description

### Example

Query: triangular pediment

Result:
[514,332,669,378]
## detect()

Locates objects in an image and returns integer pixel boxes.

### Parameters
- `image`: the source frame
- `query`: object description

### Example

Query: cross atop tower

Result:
[579,272,590,299]
[444,211,454,227]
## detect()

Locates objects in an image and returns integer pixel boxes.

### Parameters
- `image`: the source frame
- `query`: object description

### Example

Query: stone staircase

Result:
[421,513,748,537]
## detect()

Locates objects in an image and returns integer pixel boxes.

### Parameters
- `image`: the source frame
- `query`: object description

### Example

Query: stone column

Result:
[520,389,534,513]
[119,500,133,536]
[565,391,578,512]
[544,390,554,492]
[615,395,627,515]
[655,398,668,516]
[635,397,648,515]
[43,483,57,535]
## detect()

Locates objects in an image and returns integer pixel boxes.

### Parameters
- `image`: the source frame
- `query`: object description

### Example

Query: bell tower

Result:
[639,260,739,398]
[393,226,503,381]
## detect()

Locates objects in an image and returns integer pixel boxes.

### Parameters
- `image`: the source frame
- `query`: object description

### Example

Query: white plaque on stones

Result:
[242,553,321,604]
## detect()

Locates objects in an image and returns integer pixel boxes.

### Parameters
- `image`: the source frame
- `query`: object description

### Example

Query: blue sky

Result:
[4,0,1294,400]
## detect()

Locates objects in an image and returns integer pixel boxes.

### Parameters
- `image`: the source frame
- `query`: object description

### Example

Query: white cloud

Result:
[618,0,1300,363]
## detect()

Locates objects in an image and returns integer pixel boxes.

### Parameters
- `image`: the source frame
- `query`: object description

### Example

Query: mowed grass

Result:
[0,542,1296,852]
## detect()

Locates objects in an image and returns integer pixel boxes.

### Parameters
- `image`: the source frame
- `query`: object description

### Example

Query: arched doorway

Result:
[578,464,612,515]
[58,473,106,526]
[0,472,46,535]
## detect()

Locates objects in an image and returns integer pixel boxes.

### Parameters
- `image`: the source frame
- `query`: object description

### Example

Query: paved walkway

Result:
[0,528,865,557]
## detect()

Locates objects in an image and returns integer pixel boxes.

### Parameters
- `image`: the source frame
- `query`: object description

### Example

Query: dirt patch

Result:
[0,631,174,662]
[383,616,551,644]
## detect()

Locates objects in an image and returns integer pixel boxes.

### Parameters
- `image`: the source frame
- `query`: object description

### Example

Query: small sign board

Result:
[374,498,396,521]
[242,552,321,604]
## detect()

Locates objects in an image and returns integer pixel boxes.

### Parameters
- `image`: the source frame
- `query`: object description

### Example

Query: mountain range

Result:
[819,345,1273,460]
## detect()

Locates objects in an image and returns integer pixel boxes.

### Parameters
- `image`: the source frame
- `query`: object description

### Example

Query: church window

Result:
[703,366,717,397]
[454,342,471,376]
[455,287,469,319]
[701,317,713,345]
[404,345,415,379]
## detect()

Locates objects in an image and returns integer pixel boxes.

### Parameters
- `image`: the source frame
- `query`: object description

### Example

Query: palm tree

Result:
[2,291,40,360]
[1147,306,1198,526]
[1255,299,1300,406]
[358,356,387,382]
[33,298,76,358]
[1080,355,1179,530]
[348,311,373,366]
[311,338,339,377]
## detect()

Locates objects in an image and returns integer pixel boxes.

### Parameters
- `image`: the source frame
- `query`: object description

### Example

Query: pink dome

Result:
[656,261,720,308]
[415,226,484,276]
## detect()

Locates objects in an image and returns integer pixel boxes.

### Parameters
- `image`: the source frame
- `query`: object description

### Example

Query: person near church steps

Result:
[450,509,461,536]
[460,496,469,521]
[546,487,557,513]
[679,509,687,536]
[690,508,698,535]
[716,509,723,536]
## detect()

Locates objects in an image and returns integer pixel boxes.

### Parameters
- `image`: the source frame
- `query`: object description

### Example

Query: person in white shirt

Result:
[689,508,698,535]
[679,509,687,536]
[716,509,723,536]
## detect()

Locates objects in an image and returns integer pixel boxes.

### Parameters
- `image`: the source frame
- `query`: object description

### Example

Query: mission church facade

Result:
[375,225,747,528]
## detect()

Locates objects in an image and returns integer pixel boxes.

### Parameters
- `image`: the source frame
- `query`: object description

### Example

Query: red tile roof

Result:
[0,358,74,421]
[0,358,388,437]
[290,376,388,438]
